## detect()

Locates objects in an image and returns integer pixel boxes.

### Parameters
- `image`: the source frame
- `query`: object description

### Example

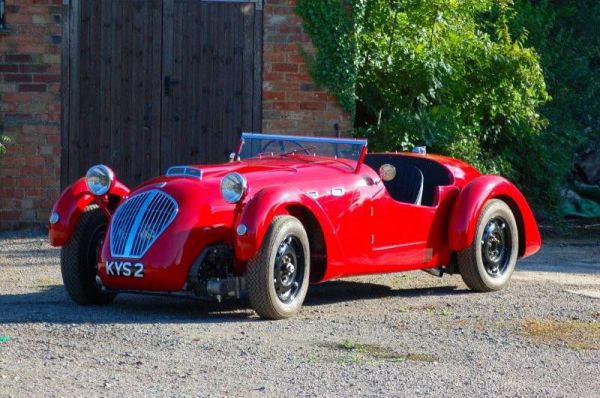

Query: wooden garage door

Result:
[61,0,263,188]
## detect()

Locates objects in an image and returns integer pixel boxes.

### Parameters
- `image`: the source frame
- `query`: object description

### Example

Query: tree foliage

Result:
[0,136,8,155]
[352,0,549,176]
[297,0,552,212]
[0,126,8,155]
[296,0,358,116]
[508,0,600,213]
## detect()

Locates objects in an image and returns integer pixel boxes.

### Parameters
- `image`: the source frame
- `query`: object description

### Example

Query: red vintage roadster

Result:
[49,133,541,319]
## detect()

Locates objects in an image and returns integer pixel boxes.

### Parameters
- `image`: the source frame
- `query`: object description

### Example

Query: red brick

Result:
[0,64,19,73]
[20,64,49,73]
[263,91,286,101]
[18,83,47,92]
[300,102,327,111]
[285,73,312,83]
[263,72,285,82]
[271,63,299,73]
[5,54,33,63]
[4,74,32,83]
[0,2,61,228]
[33,74,60,83]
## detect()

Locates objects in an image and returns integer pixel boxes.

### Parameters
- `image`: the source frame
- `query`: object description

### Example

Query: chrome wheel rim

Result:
[273,235,304,304]
[481,217,512,278]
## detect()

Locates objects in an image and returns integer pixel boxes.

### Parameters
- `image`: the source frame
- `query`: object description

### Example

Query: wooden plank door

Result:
[160,0,262,169]
[62,0,262,188]
[63,0,163,187]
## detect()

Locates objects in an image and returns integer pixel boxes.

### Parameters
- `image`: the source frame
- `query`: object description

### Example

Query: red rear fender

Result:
[48,178,130,247]
[448,175,541,258]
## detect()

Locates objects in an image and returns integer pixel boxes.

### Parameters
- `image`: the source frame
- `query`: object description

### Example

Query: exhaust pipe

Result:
[423,268,444,277]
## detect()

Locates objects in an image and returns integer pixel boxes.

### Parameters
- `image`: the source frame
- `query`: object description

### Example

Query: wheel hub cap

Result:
[273,236,304,304]
[481,218,511,278]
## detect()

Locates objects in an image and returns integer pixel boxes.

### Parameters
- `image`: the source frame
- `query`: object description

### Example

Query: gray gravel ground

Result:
[0,230,598,397]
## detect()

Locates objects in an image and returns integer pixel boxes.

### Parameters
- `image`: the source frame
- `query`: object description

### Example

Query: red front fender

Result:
[233,186,338,262]
[448,175,541,258]
[48,178,130,247]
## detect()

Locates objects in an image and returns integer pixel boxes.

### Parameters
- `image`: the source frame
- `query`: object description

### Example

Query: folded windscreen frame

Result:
[238,133,368,172]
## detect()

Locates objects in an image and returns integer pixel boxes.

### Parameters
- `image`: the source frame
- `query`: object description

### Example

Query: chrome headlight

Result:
[220,173,247,203]
[85,165,115,196]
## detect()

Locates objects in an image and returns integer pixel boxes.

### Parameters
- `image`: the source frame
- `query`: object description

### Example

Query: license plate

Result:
[105,261,144,278]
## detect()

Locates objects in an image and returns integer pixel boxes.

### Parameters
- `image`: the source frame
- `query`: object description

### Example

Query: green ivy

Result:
[297,0,553,216]
[295,0,357,116]
[0,128,8,155]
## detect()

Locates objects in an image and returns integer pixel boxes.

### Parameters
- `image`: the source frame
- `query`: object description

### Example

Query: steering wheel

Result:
[260,139,308,155]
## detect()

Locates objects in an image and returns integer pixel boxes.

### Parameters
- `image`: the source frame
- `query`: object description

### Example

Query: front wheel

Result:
[61,205,117,305]
[247,216,310,320]
[457,199,519,292]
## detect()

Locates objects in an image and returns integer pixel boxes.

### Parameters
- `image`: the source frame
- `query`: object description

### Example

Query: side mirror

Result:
[379,164,396,182]
[229,152,238,163]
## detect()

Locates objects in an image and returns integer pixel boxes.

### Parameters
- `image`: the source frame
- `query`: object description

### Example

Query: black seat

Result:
[364,154,453,206]
[384,165,424,205]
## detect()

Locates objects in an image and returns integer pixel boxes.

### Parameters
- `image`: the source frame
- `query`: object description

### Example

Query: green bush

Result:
[509,0,600,214]
[353,0,549,176]
[297,0,551,212]
[297,0,600,217]
[296,0,358,116]
[0,132,8,155]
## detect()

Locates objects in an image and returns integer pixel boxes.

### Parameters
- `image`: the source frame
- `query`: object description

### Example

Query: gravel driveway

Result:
[0,230,598,397]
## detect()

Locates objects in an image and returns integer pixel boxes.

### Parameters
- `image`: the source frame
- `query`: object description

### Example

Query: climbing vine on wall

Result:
[295,0,358,117]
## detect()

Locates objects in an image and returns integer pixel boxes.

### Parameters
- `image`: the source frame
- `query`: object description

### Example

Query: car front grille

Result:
[109,190,178,259]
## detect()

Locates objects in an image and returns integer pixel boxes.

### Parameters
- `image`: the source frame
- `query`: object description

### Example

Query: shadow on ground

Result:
[0,280,464,325]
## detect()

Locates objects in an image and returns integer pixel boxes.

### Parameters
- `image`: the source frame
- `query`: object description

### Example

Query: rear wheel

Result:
[247,216,310,320]
[457,199,519,292]
[61,205,116,305]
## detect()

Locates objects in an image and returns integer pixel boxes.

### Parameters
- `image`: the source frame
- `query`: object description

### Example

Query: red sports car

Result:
[49,133,541,319]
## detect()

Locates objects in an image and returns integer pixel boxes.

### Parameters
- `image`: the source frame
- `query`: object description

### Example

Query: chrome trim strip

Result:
[109,190,179,259]
[166,166,203,179]
[331,188,345,197]
[241,132,368,147]
[123,191,158,257]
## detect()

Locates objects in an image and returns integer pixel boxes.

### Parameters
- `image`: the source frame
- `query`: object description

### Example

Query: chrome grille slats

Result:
[131,193,166,255]
[109,190,178,259]
[111,192,146,255]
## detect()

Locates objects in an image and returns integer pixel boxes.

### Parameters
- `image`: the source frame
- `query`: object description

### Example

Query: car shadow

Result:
[305,280,464,306]
[0,285,253,325]
[0,280,465,325]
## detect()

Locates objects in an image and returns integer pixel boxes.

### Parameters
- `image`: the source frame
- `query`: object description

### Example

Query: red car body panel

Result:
[447,175,542,258]
[48,177,130,246]
[49,139,541,294]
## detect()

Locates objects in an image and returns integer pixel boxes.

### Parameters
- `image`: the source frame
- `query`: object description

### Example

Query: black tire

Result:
[247,216,310,320]
[457,199,519,292]
[61,205,117,305]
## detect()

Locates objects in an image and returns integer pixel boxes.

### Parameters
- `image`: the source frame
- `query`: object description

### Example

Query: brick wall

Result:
[262,0,352,136]
[0,0,62,229]
[0,0,352,229]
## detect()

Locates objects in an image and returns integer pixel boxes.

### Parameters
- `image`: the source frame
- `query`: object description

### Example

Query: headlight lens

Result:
[220,173,247,203]
[85,165,115,196]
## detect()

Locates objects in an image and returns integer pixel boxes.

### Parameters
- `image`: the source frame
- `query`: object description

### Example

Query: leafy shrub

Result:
[509,0,600,214]
[297,0,551,212]
[296,0,358,116]
[0,131,9,155]
[353,0,550,175]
